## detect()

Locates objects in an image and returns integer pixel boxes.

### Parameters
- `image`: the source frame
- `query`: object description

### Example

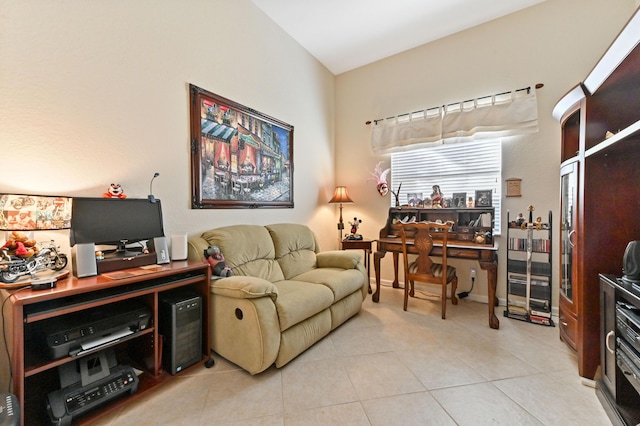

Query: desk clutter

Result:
[384,206,494,244]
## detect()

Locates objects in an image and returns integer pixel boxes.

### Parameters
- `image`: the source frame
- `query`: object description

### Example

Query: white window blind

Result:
[390,139,502,234]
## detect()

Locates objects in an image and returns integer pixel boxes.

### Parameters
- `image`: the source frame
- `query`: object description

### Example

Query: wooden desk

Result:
[341,238,374,293]
[0,260,211,425]
[374,237,500,329]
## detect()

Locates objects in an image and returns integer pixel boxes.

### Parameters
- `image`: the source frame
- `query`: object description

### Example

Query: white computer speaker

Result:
[72,243,97,278]
[171,234,188,261]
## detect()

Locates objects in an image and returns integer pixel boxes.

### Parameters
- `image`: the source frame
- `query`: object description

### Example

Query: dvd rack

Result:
[504,209,554,326]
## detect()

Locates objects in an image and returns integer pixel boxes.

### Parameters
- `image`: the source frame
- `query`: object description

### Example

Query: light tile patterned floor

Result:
[95,286,612,425]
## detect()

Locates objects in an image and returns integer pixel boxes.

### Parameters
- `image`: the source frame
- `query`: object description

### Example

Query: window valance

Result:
[370,86,539,155]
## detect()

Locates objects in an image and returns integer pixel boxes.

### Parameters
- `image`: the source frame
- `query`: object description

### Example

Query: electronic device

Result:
[72,242,97,278]
[149,236,170,264]
[47,350,138,425]
[38,299,151,360]
[159,290,202,375]
[0,392,19,426]
[617,338,640,395]
[622,240,640,284]
[617,302,640,354]
[171,233,188,261]
[30,276,57,291]
[148,172,160,203]
[69,197,165,259]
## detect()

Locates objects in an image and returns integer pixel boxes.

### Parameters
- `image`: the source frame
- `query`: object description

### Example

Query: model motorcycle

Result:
[0,240,68,283]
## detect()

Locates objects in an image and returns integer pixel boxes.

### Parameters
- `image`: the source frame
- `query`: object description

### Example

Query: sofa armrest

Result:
[187,236,210,262]
[211,276,278,301]
[316,250,361,270]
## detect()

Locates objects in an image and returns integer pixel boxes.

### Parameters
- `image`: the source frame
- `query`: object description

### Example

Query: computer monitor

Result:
[70,197,165,257]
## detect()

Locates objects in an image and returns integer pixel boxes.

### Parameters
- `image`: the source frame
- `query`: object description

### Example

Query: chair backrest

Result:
[399,221,454,282]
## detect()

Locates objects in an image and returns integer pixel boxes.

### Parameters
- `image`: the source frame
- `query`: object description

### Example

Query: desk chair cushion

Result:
[408,261,456,281]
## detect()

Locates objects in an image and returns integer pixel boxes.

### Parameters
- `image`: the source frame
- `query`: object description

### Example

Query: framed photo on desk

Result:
[475,190,492,207]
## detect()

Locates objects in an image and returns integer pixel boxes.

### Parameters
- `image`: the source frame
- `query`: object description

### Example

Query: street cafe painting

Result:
[189,84,294,209]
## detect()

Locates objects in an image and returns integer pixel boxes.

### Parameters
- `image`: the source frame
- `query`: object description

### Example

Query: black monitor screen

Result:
[70,197,165,248]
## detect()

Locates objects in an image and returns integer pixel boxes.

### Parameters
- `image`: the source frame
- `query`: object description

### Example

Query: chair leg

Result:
[441,282,447,319]
[403,279,409,311]
[451,276,458,305]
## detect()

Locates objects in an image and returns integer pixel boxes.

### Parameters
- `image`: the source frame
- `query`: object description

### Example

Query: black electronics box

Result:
[159,290,202,375]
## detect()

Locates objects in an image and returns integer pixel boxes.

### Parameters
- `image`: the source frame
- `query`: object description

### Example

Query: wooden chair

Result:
[399,221,458,319]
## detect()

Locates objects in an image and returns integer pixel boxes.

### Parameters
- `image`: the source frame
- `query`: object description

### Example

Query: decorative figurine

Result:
[535,216,543,230]
[345,217,363,240]
[368,161,391,196]
[204,245,233,277]
[0,233,68,283]
[431,185,443,208]
[103,183,127,199]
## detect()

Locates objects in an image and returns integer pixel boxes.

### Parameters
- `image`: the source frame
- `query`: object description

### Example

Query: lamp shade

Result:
[329,186,353,204]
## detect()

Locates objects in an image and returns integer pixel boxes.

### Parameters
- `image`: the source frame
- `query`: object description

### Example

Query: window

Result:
[390,139,502,234]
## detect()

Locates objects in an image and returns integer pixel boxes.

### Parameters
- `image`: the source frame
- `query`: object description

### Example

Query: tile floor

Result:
[95,286,612,425]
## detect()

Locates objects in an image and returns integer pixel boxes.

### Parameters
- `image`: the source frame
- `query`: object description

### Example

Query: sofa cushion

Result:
[266,223,319,279]
[292,268,365,301]
[201,225,285,282]
[272,280,334,331]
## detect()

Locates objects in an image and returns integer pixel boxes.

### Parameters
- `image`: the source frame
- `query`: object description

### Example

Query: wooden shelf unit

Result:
[504,210,554,327]
[0,260,211,425]
[553,7,640,380]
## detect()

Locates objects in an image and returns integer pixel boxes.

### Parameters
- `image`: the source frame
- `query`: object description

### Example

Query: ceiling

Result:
[251,0,547,75]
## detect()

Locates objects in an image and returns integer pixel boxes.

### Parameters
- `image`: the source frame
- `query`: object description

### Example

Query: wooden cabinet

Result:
[599,276,616,398]
[559,160,579,350]
[0,261,210,425]
[598,275,640,426]
[553,8,640,379]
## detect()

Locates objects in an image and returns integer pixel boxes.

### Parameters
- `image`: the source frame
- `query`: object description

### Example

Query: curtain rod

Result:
[365,83,544,125]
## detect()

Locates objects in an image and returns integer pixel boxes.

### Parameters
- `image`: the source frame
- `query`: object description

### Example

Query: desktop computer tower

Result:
[159,290,202,375]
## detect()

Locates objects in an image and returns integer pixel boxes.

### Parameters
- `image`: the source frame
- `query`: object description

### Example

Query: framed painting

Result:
[189,84,294,209]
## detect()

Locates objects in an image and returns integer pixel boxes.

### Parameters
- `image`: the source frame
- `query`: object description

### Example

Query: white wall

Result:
[0,0,338,252]
[334,0,637,303]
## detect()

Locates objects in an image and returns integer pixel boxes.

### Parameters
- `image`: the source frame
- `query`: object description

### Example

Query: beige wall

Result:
[0,0,338,252]
[1,0,637,306]
[334,0,637,304]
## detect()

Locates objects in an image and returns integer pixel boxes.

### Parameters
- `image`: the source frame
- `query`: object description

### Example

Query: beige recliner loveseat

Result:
[187,223,367,374]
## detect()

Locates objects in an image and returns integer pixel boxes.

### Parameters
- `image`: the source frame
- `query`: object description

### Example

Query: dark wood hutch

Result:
[554,6,640,381]
[554,6,640,424]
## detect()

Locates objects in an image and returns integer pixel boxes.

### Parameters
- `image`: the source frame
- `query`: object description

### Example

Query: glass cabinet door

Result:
[560,161,578,302]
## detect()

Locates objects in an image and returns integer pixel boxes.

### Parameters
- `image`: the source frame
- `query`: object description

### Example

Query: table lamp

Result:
[329,186,353,242]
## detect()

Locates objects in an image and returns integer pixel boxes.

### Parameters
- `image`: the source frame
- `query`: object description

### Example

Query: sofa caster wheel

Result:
[205,358,215,368]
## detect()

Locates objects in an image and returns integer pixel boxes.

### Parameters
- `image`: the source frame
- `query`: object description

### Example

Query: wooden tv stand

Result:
[0,260,211,425]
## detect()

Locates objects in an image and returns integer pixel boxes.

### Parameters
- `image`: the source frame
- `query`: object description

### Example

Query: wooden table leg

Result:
[480,258,499,329]
[373,250,386,302]
[365,248,372,294]
[392,252,400,288]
